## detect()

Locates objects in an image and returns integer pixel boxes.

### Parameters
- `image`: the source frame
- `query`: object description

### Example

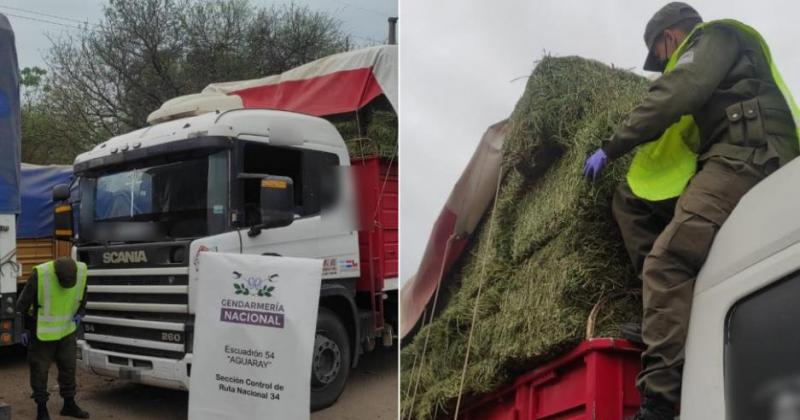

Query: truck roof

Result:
[697,156,800,295]
[74,108,347,171]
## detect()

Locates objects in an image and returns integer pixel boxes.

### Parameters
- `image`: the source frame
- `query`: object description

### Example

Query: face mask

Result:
[656,32,674,72]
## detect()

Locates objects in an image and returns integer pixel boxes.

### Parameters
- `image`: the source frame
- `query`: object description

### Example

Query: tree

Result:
[19,66,81,164]
[34,0,354,163]
[21,66,46,102]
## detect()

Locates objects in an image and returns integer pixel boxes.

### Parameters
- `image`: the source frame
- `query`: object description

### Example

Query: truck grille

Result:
[82,270,193,360]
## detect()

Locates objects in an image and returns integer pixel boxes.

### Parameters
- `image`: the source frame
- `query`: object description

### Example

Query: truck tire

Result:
[310,307,351,411]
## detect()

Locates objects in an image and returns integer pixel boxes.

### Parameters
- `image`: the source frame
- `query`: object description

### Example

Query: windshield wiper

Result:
[77,239,110,247]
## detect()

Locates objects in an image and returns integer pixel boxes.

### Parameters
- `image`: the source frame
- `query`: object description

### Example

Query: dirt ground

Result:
[0,345,397,420]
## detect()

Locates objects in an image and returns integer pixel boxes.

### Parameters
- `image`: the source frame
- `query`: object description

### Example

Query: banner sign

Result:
[189,252,322,420]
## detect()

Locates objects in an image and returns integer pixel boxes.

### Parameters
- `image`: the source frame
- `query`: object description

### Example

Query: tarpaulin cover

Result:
[0,14,20,214]
[400,120,507,338]
[207,44,397,114]
[17,164,73,239]
[147,45,397,124]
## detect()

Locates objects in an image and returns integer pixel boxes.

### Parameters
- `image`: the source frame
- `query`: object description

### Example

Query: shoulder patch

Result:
[676,50,695,67]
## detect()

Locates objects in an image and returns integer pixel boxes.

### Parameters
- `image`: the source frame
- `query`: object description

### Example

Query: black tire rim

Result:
[312,333,342,388]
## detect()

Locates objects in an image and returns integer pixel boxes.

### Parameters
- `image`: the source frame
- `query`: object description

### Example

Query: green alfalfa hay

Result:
[335,110,397,158]
[401,56,650,419]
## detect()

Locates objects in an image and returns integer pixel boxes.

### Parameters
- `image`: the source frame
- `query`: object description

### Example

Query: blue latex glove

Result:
[73,314,82,327]
[20,330,30,347]
[583,148,608,182]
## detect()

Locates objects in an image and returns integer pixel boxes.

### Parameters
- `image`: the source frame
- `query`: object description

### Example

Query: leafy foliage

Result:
[23,0,357,164]
[401,56,650,419]
[335,110,398,159]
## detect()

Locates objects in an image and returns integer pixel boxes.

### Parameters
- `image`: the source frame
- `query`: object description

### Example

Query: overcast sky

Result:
[399,0,800,282]
[1,0,396,70]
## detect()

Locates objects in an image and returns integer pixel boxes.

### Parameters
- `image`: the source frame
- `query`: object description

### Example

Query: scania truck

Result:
[54,45,398,410]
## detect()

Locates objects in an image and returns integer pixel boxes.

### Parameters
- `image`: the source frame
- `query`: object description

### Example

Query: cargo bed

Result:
[456,338,642,420]
[351,155,398,333]
[16,238,72,286]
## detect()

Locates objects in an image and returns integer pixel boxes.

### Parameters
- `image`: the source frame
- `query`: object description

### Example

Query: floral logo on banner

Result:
[193,244,218,272]
[232,271,279,297]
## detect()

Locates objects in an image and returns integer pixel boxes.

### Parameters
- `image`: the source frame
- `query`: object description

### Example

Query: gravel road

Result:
[0,345,397,420]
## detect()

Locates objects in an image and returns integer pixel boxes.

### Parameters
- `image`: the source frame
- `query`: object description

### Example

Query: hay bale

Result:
[335,110,397,159]
[401,56,651,419]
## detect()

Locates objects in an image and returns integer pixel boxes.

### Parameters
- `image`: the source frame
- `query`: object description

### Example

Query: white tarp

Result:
[148,45,397,124]
[188,252,322,420]
[204,45,397,112]
[400,120,507,338]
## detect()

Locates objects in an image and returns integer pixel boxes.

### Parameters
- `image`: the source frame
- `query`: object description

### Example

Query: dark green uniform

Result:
[605,22,798,402]
[16,270,86,405]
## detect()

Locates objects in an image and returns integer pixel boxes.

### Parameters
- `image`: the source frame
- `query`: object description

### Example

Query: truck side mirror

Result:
[248,176,295,237]
[52,183,70,202]
[52,184,73,241]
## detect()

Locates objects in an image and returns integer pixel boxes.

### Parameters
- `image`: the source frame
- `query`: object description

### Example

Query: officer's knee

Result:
[646,213,717,278]
[667,215,716,270]
[28,358,50,376]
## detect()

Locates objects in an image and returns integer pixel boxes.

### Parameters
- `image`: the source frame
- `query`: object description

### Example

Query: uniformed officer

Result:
[582,3,799,419]
[16,257,90,420]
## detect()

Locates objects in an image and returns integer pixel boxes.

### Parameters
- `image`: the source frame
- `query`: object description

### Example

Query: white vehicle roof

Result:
[697,156,800,294]
[74,109,346,170]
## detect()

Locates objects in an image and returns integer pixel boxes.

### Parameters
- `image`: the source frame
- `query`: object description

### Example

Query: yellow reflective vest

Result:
[627,19,800,201]
[35,260,87,341]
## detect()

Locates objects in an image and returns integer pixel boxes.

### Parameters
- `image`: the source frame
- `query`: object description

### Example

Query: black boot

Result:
[626,394,675,420]
[60,397,90,419]
[36,403,51,420]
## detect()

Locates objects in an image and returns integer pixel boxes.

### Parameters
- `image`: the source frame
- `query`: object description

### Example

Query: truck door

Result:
[234,142,345,259]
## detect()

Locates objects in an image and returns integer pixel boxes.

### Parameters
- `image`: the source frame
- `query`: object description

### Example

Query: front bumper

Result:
[78,339,193,390]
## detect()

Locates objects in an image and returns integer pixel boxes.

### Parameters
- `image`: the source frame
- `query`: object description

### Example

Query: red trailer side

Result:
[456,339,642,420]
[351,156,398,333]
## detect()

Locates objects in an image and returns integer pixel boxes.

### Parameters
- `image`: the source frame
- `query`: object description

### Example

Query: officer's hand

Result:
[20,330,30,347]
[73,314,82,327]
[583,148,608,182]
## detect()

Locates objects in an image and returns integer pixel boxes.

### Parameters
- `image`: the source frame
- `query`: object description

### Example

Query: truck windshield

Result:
[79,150,228,242]
[95,159,206,222]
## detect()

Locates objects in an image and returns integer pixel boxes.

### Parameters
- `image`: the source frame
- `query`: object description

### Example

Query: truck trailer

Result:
[452,152,800,419]
[0,14,20,348]
[16,164,74,284]
[403,115,800,419]
[54,45,398,410]
[1,163,74,347]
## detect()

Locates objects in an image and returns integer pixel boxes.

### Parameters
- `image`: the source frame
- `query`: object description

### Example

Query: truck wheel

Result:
[310,307,351,411]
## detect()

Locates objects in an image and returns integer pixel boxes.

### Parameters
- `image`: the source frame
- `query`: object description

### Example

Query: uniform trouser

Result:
[28,332,78,404]
[612,184,677,277]
[612,155,772,402]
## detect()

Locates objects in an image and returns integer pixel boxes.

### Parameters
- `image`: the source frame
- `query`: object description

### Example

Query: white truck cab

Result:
[683,156,800,419]
[66,107,393,409]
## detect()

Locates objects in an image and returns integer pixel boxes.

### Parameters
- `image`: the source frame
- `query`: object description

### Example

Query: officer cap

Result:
[643,2,702,71]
